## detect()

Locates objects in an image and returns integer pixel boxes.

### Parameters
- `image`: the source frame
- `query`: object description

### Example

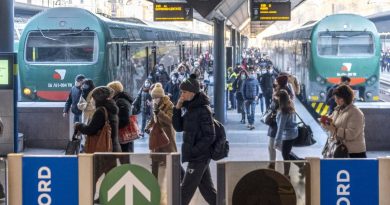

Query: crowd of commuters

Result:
[61,47,367,204]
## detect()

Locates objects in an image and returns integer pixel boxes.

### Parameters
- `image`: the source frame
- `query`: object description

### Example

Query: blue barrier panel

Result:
[22,156,78,205]
[320,159,378,205]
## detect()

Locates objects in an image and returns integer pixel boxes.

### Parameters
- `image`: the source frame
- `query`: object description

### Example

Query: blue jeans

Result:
[245,100,256,125]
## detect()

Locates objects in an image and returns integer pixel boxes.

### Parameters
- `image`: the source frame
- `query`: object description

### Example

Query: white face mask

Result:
[158,66,163,71]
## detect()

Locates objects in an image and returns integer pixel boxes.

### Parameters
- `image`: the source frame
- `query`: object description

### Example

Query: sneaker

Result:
[247,124,251,128]
[250,125,255,130]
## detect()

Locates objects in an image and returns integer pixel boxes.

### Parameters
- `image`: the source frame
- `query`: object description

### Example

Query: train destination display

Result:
[251,1,291,21]
[154,3,193,21]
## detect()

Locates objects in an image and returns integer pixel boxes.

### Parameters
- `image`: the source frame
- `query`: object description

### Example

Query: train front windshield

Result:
[25,30,98,63]
[317,31,374,57]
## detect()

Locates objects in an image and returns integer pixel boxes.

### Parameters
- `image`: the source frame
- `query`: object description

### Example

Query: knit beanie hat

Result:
[151,83,165,98]
[92,86,114,103]
[107,81,124,93]
[180,74,200,93]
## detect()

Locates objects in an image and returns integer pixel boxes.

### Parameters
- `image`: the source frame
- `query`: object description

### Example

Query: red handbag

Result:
[118,115,140,144]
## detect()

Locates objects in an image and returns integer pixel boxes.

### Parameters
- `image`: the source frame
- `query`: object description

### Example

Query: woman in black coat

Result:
[107,81,135,152]
[75,86,121,152]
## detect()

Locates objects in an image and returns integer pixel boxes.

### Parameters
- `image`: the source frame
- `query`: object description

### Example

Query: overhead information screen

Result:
[154,3,193,21]
[0,53,14,89]
[251,1,291,21]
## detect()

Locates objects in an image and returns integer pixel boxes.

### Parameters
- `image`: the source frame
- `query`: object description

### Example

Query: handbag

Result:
[293,112,316,147]
[85,107,113,153]
[149,123,170,150]
[65,133,81,155]
[118,115,140,144]
[260,108,276,126]
[322,130,349,158]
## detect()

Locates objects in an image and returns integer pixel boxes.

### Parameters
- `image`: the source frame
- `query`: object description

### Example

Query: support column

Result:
[231,29,236,67]
[237,32,241,65]
[0,0,14,52]
[213,18,226,123]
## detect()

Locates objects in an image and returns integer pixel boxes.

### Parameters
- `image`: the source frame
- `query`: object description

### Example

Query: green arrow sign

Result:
[100,164,161,205]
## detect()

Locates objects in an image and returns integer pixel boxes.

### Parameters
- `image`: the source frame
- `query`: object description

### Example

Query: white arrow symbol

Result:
[107,171,151,205]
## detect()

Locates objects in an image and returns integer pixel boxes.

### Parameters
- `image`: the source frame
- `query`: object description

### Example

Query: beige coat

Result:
[77,92,96,124]
[326,104,366,153]
[146,96,177,153]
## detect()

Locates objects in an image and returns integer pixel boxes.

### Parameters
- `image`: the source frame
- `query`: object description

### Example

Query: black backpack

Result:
[211,119,229,161]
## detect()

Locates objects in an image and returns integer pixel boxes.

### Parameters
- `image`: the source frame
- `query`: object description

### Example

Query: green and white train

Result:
[18,7,212,101]
[264,14,381,106]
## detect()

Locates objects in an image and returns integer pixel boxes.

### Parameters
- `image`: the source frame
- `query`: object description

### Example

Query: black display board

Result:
[251,1,291,21]
[154,3,193,21]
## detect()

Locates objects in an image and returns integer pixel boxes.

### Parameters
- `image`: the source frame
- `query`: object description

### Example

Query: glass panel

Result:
[25,30,98,63]
[92,153,180,205]
[224,161,309,205]
[317,31,374,57]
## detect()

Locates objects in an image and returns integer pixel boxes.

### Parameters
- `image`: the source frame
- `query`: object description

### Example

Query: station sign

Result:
[320,159,378,205]
[22,156,79,205]
[251,1,291,21]
[153,3,193,21]
[0,53,14,89]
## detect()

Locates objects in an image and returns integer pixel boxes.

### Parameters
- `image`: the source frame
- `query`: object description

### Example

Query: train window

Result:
[25,30,98,63]
[131,29,142,41]
[317,31,374,57]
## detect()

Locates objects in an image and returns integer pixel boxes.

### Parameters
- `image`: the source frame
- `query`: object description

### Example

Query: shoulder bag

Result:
[118,115,140,144]
[293,112,316,147]
[149,122,170,151]
[85,107,113,153]
[322,129,349,158]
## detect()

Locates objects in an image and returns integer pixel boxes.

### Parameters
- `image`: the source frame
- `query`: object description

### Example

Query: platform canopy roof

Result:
[148,0,305,37]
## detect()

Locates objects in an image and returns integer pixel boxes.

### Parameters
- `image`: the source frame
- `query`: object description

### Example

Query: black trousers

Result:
[282,139,302,176]
[349,152,367,158]
[181,160,217,205]
[120,142,134,153]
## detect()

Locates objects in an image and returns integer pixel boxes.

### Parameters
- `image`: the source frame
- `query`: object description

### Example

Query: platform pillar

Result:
[213,18,226,123]
[0,0,14,52]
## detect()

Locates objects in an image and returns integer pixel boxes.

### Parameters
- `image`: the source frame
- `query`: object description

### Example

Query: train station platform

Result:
[7,99,389,205]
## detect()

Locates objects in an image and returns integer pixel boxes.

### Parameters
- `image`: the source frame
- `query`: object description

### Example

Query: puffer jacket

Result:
[77,100,121,152]
[113,91,133,129]
[328,104,366,153]
[242,77,259,100]
[172,92,216,163]
[146,96,177,153]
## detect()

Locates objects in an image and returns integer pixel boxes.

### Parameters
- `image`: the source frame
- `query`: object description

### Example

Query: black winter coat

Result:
[164,81,181,104]
[172,92,216,163]
[64,86,82,115]
[78,100,121,152]
[113,92,133,129]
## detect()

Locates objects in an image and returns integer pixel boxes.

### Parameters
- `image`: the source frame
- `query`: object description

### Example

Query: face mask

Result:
[158,66,163,71]
[144,82,151,88]
[261,69,267,74]
[81,84,90,90]
[171,77,177,81]
[241,75,246,80]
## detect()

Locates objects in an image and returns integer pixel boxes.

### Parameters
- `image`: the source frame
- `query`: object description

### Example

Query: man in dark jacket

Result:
[164,72,181,105]
[326,76,351,115]
[151,64,170,88]
[242,69,260,130]
[63,74,85,122]
[172,74,217,205]
[260,65,276,109]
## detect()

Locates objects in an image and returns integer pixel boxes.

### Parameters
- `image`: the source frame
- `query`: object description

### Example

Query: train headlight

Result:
[23,88,32,96]
[316,76,322,82]
[320,92,326,98]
